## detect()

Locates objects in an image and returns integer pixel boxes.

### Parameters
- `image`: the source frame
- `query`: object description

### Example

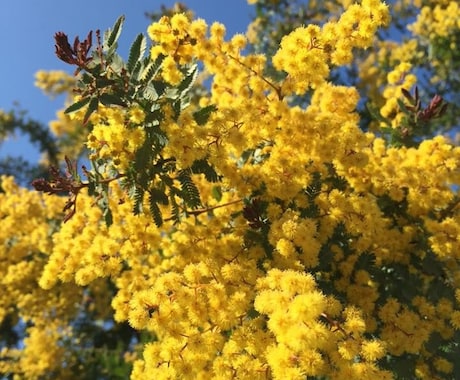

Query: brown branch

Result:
[391,322,414,337]
[227,54,283,100]
[164,198,244,222]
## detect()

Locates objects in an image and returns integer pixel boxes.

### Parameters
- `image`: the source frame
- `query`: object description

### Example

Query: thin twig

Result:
[164,198,244,222]
[227,54,283,100]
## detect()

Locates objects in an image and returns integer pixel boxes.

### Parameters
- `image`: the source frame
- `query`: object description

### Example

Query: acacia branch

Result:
[164,198,243,222]
[227,54,283,100]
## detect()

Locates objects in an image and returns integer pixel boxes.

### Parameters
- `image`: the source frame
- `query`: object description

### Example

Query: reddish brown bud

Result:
[429,94,443,109]
[401,88,413,103]
[54,30,93,74]
[418,93,447,122]
[31,178,55,194]
[54,32,77,65]
[243,199,266,229]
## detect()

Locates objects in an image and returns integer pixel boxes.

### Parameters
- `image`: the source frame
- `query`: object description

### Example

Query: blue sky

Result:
[0,1,252,163]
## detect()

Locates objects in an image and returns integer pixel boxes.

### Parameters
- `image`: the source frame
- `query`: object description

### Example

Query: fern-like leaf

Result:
[104,208,113,227]
[64,96,91,114]
[149,187,169,206]
[83,97,99,125]
[191,159,219,182]
[105,15,125,49]
[193,105,217,126]
[133,186,144,215]
[140,54,165,83]
[178,169,201,209]
[127,33,147,73]
[177,64,198,94]
[169,190,181,225]
[149,193,163,227]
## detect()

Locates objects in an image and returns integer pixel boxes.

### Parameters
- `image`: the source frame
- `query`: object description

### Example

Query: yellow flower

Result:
[434,357,453,374]
[361,340,386,362]
[450,311,460,330]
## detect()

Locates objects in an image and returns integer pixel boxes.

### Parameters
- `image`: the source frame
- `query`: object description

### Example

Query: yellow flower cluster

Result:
[343,135,460,214]
[49,109,80,137]
[358,38,424,132]
[407,1,460,86]
[39,182,159,290]
[409,1,460,42]
[255,270,391,379]
[272,0,390,94]
[147,10,374,202]
[355,0,460,132]
[0,176,83,378]
[4,1,460,378]
[148,13,206,84]
[34,71,94,161]
[268,209,321,268]
[3,326,67,379]
[380,61,418,128]
[34,70,75,98]
[41,180,266,378]
[162,109,210,170]
[86,105,145,171]
[333,134,460,272]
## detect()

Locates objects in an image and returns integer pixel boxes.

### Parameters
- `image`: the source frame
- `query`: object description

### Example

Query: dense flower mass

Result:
[272,0,390,94]
[1,0,460,379]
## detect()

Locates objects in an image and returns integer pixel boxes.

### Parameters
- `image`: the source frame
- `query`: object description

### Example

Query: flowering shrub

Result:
[1,1,460,379]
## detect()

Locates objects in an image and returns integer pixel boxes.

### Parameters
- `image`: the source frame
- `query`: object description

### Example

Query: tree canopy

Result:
[1,1,460,379]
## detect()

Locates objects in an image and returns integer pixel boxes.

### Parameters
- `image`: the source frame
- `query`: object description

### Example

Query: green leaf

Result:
[171,99,182,120]
[177,64,198,94]
[178,169,201,209]
[193,105,217,126]
[140,62,156,82]
[382,356,416,380]
[397,98,411,116]
[143,84,159,101]
[106,43,118,60]
[110,53,125,73]
[134,139,152,172]
[191,159,219,182]
[99,93,126,107]
[87,180,96,196]
[140,55,165,83]
[95,77,115,88]
[164,87,179,100]
[148,194,163,227]
[64,97,91,114]
[81,72,94,85]
[151,80,167,98]
[211,186,222,202]
[169,189,181,224]
[149,187,169,206]
[127,34,147,73]
[83,97,99,124]
[104,208,113,226]
[240,149,254,165]
[105,15,125,49]
[354,252,376,271]
[401,88,414,104]
[133,187,144,215]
